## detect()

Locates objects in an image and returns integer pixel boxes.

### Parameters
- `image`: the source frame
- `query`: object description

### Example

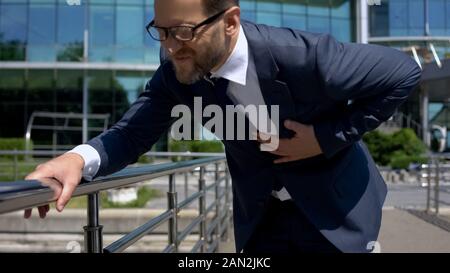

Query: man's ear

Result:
[224,6,240,36]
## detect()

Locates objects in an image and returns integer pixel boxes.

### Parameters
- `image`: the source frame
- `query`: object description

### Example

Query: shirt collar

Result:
[210,25,248,86]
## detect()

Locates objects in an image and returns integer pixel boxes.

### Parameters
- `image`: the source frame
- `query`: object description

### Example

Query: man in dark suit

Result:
[25,0,422,253]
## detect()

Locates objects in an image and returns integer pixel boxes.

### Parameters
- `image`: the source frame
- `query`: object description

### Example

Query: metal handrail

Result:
[104,210,173,253]
[25,111,110,153]
[0,150,225,157]
[411,153,450,215]
[0,156,233,253]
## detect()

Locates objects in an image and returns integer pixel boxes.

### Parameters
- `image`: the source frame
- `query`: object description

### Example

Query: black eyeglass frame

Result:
[146,9,228,42]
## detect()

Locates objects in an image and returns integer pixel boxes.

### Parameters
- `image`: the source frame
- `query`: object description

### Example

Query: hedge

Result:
[0,138,32,160]
[363,128,427,169]
[169,140,224,162]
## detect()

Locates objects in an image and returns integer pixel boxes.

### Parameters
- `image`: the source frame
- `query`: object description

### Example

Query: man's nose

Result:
[163,36,183,55]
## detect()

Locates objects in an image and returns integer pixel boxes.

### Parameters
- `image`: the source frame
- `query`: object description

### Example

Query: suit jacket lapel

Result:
[242,21,296,137]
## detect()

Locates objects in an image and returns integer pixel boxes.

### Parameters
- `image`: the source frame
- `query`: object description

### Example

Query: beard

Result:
[171,32,227,85]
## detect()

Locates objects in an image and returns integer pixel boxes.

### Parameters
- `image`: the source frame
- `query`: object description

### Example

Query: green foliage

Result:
[363,128,427,169]
[190,140,224,153]
[0,41,26,61]
[389,151,428,170]
[362,130,391,166]
[0,163,38,182]
[169,140,224,162]
[57,42,83,62]
[391,129,426,155]
[0,138,32,160]
[137,154,154,164]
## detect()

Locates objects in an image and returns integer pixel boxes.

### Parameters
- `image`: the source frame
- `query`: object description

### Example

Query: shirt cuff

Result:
[66,144,101,181]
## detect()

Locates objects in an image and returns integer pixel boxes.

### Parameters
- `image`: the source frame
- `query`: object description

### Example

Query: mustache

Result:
[170,48,195,59]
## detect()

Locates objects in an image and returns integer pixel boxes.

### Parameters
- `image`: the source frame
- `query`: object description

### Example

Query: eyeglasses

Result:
[146,9,228,42]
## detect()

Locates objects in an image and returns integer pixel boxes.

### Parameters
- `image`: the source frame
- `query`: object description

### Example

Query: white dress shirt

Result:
[68,25,292,201]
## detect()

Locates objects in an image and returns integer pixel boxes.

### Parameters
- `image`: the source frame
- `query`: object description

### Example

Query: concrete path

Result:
[216,208,450,253]
[378,208,450,253]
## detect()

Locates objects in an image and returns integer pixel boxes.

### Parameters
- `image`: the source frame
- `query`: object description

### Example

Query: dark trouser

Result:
[243,196,341,254]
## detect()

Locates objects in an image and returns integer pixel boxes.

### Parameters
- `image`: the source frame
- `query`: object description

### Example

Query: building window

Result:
[28,2,57,61]
[0,3,27,61]
[241,0,353,42]
[89,3,114,62]
[0,70,26,137]
[429,0,446,35]
[115,2,144,63]
[57,0,85,62]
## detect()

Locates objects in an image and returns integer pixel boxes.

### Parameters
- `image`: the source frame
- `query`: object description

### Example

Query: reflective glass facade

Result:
[0,0,355,63]
[0,69,147,146]
[241,0,355,42]
[0,0,159,63]
[0,0,356,147]
[370,0,450,37]
[369,0,450,148]
[369,0,450,58]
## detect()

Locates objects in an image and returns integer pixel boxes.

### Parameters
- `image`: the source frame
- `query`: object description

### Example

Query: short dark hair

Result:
[202,0,239,15]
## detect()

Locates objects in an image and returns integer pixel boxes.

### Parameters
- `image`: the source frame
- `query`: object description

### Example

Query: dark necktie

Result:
[204,73,233,107]
[205,74,284,192]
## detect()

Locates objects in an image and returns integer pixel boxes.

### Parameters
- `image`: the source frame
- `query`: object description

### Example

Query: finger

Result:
[24,208,32,219]
[258,132,274,142]
[25,171,40,181]
[264,147,289,156]
[284,120,305,135]
[266,138,290,154]
[38,205,48,219]
[274,156,298,164]
[260,142,283,152]
[253,132,271,144]
[24,169,45,219]
[25,166,52,181]
[56,182,77,212]
[40,178,63,201]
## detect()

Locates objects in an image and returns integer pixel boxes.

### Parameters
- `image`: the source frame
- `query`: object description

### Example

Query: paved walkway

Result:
[378,208,450,253]
[215,208,450,253]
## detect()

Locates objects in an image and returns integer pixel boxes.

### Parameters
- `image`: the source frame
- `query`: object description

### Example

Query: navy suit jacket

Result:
[87,21,422,253]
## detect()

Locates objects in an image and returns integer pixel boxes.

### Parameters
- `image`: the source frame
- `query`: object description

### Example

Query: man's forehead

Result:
[154,0,206,25]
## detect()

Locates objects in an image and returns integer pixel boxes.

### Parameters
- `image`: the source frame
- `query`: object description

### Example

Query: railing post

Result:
[199,166,206,252]
[426,159,431,214]
[168,174,178,252]
[184,172,189,200]
[84,193,103,253]
[435,157,440,215]
[214,162,221,251]
[223,165,231,242]
[13,149,18,181]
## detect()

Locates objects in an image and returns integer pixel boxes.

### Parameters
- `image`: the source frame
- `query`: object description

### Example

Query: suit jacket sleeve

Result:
[87,66,178,177]
[312,34,422,159]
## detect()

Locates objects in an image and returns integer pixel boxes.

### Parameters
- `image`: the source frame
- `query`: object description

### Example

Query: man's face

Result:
[154,0,229,85]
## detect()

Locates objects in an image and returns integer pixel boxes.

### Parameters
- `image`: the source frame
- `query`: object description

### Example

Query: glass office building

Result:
[0,0,357,149]
[0,0,160,147]
[369,0,450,58]
[368,0,450,149]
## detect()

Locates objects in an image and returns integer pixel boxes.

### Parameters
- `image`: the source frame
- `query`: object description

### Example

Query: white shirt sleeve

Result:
[66,144,101,181]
